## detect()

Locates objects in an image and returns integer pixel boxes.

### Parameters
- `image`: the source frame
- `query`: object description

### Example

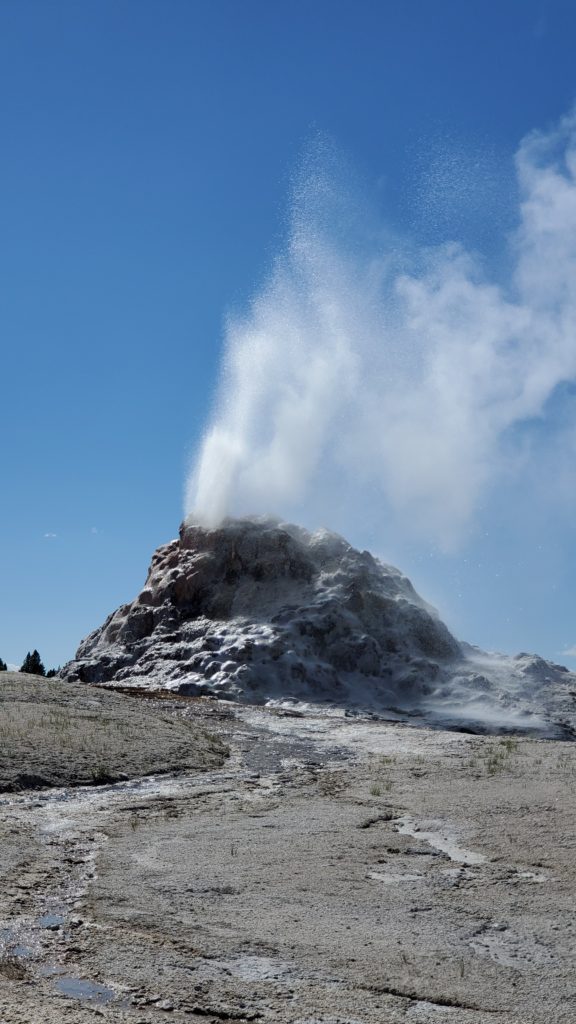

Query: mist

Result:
[186,111,576,552]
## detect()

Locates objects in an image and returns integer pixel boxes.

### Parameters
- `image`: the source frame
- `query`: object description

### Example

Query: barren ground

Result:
[0,674,574,1023]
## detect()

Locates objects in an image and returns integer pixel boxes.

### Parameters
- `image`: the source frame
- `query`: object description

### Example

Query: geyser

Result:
[61,517,576,738]
[186,113,576,551]
[63,114,576,737]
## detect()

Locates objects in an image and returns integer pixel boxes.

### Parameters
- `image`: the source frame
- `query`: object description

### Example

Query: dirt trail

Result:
[0,688,575,1023]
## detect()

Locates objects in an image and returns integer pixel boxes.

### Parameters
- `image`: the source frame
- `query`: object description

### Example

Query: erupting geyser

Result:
[63,112,576,739]
[186,113,576,550]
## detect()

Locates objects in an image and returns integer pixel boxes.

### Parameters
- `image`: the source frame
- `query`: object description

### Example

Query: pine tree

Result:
[20,650,46,676]
[0,657,7,671]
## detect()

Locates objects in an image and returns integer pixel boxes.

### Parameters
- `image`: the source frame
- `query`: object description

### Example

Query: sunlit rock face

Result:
[61,517,461,706]
[62,517,576,737]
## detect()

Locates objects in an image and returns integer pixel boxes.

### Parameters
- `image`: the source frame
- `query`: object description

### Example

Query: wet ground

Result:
[0,688,575,1023]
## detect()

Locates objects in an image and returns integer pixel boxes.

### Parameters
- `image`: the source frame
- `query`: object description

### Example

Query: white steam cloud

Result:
[186,112,576,549]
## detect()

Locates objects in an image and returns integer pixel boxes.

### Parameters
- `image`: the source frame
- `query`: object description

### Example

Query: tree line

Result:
[0,650,59,677]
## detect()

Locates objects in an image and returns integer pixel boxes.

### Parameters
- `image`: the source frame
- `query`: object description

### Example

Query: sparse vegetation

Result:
[370,778,392,796]
[0,673,227,792]
[500,737,519,754]
[479,736,522,775]
[0,702,149,762]
[91,765,112,783]
[369,754,396,795]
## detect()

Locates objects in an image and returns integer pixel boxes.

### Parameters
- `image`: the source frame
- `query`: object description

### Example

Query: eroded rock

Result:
[61,517,576,735]
[61,518,461,708]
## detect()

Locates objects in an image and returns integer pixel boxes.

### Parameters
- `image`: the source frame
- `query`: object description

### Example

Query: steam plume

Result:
[186,112,576,549]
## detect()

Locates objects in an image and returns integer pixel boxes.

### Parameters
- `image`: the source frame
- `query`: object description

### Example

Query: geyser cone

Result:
[61,518,576,737]
[62,517,459,702]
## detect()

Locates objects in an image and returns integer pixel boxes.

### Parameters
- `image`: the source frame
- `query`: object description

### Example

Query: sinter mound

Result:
[62,518,576,737]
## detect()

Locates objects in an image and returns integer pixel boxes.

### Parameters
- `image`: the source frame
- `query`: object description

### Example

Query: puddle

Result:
[395,816,485,865]
[38,913,64,929]
[54,976,119,1004]
[0,925,36,959]
[2,942,35,958]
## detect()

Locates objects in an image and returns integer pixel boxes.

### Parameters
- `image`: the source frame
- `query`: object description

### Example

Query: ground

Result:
[0,673,226,791]
[0,675,574,1023]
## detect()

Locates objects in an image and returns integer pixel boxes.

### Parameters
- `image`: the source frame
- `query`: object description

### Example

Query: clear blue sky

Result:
[1,0,576,670]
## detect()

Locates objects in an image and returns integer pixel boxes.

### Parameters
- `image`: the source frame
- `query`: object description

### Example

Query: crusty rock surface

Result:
[61,518,461,703]
[61,517,576,736]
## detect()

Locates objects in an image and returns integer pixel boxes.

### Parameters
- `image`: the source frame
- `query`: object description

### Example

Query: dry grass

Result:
[0,702,142,759]
[0,672,227,791]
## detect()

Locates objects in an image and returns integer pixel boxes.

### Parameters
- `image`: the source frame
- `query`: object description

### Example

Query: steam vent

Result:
[62,518,576,736]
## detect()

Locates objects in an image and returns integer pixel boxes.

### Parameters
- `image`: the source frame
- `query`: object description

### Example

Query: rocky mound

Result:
[62,518,461,701]
[62,518,576,737]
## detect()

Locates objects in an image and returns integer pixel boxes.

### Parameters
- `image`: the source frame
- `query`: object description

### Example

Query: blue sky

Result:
[1,0,576,670]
